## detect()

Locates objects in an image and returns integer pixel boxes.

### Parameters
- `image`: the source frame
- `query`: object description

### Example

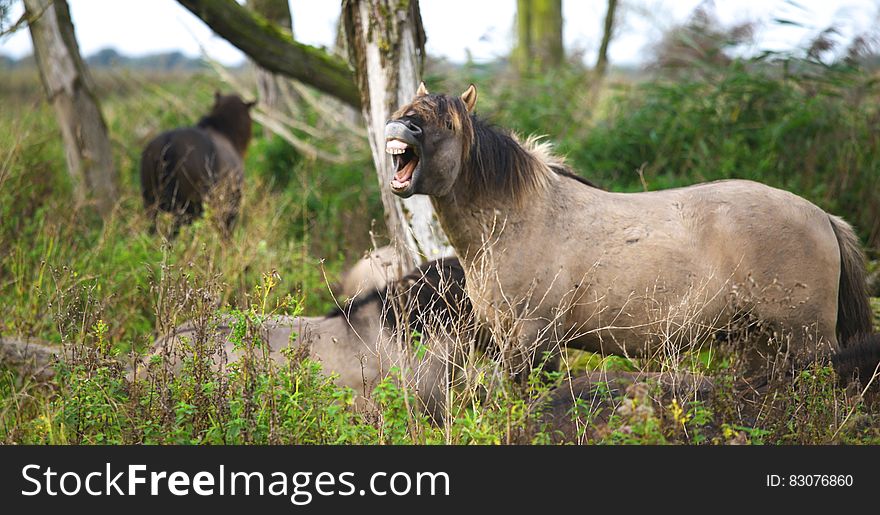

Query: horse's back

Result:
[659,179,839,289]
[640,179,838,272]
[555,178,842,355]
[592,179,838,273]
[605,179,827,225]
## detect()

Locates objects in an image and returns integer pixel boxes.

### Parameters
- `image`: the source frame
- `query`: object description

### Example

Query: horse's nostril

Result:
[405,120,422,135]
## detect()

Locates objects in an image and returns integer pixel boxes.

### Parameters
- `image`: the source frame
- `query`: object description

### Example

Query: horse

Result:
[140,92,255,237]
[383,82,878,380]
[140,257,476,423]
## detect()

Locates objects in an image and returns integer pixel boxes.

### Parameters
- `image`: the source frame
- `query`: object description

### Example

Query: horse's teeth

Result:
[385,140,409,155]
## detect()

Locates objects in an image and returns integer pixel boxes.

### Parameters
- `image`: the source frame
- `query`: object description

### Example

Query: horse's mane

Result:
[467,121,603,202]
[552,166,602,189]
[325,287,384,321]
[517,134,602,189]
[463,120,547,205]
[326,257,471,336]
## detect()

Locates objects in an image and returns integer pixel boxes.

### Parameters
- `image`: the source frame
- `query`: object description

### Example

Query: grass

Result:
[1,56,879,444]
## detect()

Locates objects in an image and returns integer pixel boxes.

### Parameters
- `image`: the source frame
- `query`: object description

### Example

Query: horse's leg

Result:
[145,203,158,235]
[222,212,238,239]
[171,201,202,239]
[411,333,454,426]
[779,318,838,372]
[141,178,159,235]
[503,317,563,386]
[728,263,840,377]
[169,217,182,240]
[186,201,203,226]
[221,188,241,240]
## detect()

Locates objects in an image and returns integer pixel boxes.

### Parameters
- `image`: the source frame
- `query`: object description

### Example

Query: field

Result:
[1,55,879,444]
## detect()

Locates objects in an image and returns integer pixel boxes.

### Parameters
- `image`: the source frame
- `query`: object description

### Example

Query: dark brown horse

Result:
[140,92,255,237]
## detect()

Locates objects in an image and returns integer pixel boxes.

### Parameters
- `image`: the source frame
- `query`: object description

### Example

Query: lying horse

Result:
[143,257,475,422]
[140,92,255,237]
[384,82,878,379]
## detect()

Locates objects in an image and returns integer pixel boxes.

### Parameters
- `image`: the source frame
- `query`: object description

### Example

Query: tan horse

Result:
[384,83,875,376]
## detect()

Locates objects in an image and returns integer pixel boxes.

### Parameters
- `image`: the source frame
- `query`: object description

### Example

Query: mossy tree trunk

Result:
[342,0,451,267]
[513,0,564,75]
[24,0,118,216]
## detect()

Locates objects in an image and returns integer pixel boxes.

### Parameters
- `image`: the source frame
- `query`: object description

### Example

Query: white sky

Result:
[1,0,878,66]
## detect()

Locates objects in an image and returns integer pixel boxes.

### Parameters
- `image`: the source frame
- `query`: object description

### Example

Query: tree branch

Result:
[176,0,361,108]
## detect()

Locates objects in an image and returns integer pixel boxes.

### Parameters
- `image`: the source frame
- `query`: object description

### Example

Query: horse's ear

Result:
[460,84,477,112]
[214,90,222,104]
[416,81,429,97]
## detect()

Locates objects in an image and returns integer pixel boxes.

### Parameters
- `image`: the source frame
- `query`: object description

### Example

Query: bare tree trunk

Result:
[595,0,618,78]
[342,0,451,268]
[247,0,296,125]
[25,0,118,216]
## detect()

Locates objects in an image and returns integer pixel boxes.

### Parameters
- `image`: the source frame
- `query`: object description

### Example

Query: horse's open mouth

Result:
[386,139,419,192]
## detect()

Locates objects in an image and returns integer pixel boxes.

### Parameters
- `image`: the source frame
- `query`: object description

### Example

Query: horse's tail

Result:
[827,215,879,385]
[828,214,872,346]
